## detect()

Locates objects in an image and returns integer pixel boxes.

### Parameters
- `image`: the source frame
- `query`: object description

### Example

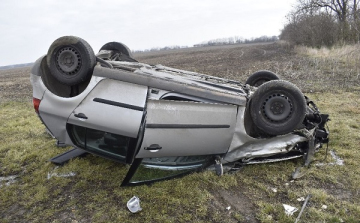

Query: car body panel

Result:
[136,100,237,158]
[30,74,46,101]
[227,106,257,152]
[224,133,308,163]
[67,79,147,138]
[38,75,103,144]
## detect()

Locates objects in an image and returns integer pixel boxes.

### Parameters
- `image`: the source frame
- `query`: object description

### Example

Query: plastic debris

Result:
[283,204,298,216]
[297,197,305,202]
[47,166,76,180]
[47,172,76,180]
[127,196,142,213]
[271,188,278,193]
[226,206,231,211]
[321,205,328,210]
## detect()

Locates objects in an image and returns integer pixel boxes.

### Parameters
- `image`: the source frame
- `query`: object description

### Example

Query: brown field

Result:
[0,67,32,103]
[1,42,360,222]
[134,42,360,92]
[1,42,359,103]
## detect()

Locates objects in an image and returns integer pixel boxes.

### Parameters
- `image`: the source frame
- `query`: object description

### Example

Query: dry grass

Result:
[292,44,360,92]
[134,42,360,93]
[295,44,360,59]
[1,43,360,222]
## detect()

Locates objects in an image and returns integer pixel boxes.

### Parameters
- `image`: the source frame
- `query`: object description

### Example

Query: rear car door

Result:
[67,79,147,164]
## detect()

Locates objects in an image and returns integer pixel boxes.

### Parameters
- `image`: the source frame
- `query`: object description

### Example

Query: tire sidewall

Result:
[47,36,95,86]
[250,80,306,135]
[246,70,279,87]
[99,42,132,57]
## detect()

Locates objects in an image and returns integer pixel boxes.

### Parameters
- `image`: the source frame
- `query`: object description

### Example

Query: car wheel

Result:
[250,80,306,136]
[47,36,96,86]
[99,42,132,57]
[245,70,279,87]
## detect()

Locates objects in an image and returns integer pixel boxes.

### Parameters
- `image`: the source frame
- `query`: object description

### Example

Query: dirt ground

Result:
[0,67,32,103]
[133,42,291,82]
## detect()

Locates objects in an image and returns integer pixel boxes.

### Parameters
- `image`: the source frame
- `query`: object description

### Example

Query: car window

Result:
[68,124,135,163]
[125,155,212,185]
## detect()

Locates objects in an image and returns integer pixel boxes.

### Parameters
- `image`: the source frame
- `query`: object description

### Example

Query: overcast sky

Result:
[0,0,296,66]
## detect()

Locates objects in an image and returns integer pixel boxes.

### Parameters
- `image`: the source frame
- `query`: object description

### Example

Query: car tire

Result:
[250,80,306,136]
[47,36,96,86]
[245,70,279,87]
[99,42,132,57]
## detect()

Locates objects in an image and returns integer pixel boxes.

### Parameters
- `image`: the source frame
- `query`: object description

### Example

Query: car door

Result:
[136,99,237,158]
[67,78,148,164]
[120,99,237,186]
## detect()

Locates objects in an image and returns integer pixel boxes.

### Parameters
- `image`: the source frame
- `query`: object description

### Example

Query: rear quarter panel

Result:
[38,76,104,144]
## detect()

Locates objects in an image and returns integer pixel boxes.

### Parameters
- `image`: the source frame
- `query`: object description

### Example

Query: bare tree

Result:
[281,0,360,45]
[280,13,338,47]
[295,0,360,42]
[296,0,350,21]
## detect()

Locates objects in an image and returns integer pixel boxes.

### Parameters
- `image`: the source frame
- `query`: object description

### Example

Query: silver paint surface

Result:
[223,133,308,163]
[136,100,237,158]
[35,75,103,144]
[67,79,148,138]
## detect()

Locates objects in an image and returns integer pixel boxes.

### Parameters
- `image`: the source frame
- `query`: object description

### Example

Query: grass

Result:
[1,90,359,223]
[291,44,360,93]
[1,43,360,222]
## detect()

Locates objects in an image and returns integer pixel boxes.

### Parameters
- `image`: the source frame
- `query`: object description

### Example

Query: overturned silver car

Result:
[30,36,329,186]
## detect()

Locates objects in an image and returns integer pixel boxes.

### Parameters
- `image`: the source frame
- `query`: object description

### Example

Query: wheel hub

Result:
[56,47,82,75]
[263,94,292,122]
[270,101,284,114]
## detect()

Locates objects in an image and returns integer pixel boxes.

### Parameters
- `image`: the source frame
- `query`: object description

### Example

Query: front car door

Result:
[137,99,237,158]
[122,99,238,186]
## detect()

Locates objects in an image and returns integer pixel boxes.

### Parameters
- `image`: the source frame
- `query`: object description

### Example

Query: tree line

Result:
[132,35,278,53]
[280,0,360,47]
[193,35,278,47]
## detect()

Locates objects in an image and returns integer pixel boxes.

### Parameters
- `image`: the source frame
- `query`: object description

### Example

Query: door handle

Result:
[74,113,88,119]
[144,144,162,152]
